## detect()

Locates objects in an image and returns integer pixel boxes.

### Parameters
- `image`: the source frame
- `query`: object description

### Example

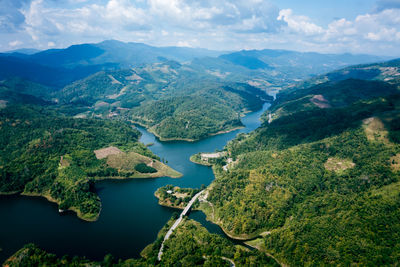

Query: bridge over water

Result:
[157,190,204,261]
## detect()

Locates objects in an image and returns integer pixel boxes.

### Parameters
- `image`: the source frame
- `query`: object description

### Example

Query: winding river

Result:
[0,103,270,263]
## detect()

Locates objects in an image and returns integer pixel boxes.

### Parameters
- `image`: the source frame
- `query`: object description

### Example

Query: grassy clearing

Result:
[324,157,355,174]
[363,117,390,143]
[106,151,181,178]
[94,146,122,159]
[390,153,400,171]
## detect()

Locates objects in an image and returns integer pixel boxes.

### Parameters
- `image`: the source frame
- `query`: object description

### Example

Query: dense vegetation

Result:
[0,104,177,221]
[135,163,157,173]
[201,75,400,265]
[289,58,400,93]
[57,61,270,141]
[1,42,399,266]
[4,218,280,266]
[155,185,201,209]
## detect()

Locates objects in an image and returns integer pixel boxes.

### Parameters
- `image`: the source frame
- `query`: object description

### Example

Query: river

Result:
[0,103,270,263]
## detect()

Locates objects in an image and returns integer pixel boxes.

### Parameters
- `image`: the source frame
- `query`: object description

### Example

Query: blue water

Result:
[0,103,270,263]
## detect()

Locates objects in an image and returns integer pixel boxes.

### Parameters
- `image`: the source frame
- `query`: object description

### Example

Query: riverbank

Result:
[21,191,100,222]
[189,155,212,166]
[0,191,20,196]
[132,120,245,143]
[154,185,201,210]
[0,102,272,264]
[19,161,182,223]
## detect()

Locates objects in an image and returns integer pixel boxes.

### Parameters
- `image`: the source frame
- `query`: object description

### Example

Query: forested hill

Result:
[286,58,400,93]
[56,61,271,141]
[0,104,180,221]
[0,41,391,140]
[199,60,400,265]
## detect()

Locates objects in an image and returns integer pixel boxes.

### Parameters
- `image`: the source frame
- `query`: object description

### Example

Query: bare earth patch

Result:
[126,72,143,82]
[59,156,70,168]
[94,146,123,159]
[310,94,331,108]
[106,151,182,178]
[325,157,355,173]
[200,152,226,160]
[107,74,122,84]
[106,85,129,100]
[390,154,400,171]
[363,117,389,143]
[0,99,7,108]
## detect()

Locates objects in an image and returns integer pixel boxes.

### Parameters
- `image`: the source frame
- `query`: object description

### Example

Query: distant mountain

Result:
[220,49,389,73]
[0,78,52,107]
[0,40,225,88]
[4,48,41,55]
[0,40,393,93]
[288,58,400,92]
[0,54,118,88]
[188,50,391,94]
[28,40,225,69]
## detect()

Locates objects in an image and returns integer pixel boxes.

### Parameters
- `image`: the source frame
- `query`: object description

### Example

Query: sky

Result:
[1,0,400,56]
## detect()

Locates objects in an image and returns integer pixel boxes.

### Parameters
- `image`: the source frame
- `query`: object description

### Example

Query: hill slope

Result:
[198,69,400,265]
[0,104,180,221]
[58,61,270,141]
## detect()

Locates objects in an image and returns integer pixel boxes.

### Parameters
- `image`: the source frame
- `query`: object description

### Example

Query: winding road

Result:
[157,190,205,261]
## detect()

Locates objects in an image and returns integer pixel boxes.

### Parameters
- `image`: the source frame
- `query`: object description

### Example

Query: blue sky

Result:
[1,0,400,56]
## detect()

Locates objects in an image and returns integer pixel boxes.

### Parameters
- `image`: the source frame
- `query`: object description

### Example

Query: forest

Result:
[0,104,176,221]
[155,185,201,209]
[56,61,271,141]
[4,218,280,267]
[201,77,400,265]
[1,42,400,266]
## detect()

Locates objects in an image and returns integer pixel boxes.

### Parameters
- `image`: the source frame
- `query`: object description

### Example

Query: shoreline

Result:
[200,205,263,241]
[21,191,100,222]
[189,155,213,166]
[93,170,183,181]
[132,121,245,143]
[0,191,20,196]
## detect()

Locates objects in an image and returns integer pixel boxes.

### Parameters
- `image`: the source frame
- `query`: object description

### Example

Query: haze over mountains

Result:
[0,40,390,88]
[0,39,393,142]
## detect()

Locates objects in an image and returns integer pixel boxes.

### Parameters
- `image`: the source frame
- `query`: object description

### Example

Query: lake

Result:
[0,103,270,263]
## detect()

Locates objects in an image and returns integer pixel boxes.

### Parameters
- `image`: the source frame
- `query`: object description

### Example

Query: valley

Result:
[0,40,399,266]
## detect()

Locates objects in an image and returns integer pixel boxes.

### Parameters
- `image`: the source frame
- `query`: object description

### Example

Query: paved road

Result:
[157,190,204,261]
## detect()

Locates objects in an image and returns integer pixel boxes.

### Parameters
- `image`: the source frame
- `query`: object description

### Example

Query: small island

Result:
[155,185,201,209]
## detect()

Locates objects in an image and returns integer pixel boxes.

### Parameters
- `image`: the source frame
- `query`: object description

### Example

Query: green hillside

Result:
[58,61,270,141]
[4,218,280,266]
[0,104,179,221]
[290,58,400,93]
[198,77,400,265]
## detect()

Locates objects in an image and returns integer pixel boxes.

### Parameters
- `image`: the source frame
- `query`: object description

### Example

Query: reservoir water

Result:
[0,103,270,263]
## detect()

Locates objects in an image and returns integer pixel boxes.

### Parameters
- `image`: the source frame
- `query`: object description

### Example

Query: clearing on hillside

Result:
[363,117,389,143]
[94,146,123,159]
[310,94,331,108]
[107,151,182,178]
[324,157,355,173]
[390,154,400,171]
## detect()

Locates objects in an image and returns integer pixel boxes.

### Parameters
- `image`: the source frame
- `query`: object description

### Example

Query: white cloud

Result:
[176,40,191,47]
[277,9,324,36]
[9,40,22,47]
[1,0,400,56]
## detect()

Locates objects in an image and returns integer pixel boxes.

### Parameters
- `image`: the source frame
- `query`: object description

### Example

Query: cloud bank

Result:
[0,0,400,56]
